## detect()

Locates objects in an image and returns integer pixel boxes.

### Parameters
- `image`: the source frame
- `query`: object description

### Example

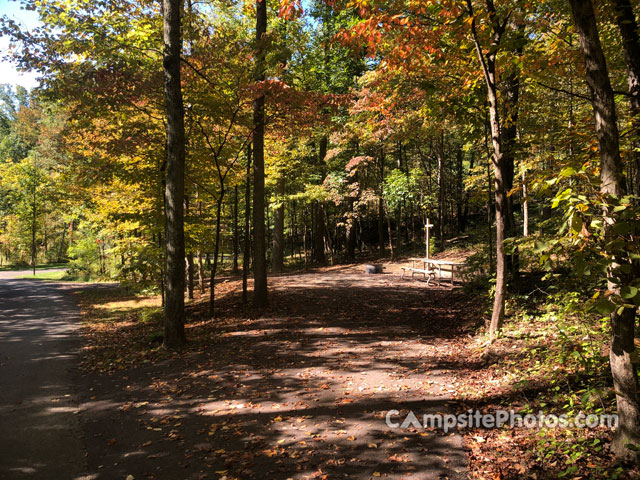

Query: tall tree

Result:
[465,0,514,342]
[162,0,187,348]
[253,0,268,307]
[568,0,640,460]
[613,0,640,195]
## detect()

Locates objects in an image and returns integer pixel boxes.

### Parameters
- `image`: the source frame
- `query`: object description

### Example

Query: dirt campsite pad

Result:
[74,264,481,480]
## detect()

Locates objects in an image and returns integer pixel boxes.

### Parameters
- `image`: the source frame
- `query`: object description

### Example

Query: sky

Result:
[0,0,41,90]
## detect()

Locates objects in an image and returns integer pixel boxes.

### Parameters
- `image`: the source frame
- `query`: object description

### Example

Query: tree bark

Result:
[613,0,640,196]
[185,196,194,299]
[522,169,529,237]
[31,178,36,275]
[312,202,326,264]
[232,183,239,274]
[252,0,268,307]
[243,144,252,305]
[209,191,224,317]
[384,201,394,259]
[466,0,508,341]
[569,0,640,461]
[437,137,445,251]
[57,222,66,263]
[456,147,463,235]
[162,0,186,348]
[312,137,327,264]
[272,177,285,272]
[345,203,356,260]
[378,147,386,255]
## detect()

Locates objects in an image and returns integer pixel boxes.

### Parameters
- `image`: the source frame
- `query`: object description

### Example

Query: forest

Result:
[1,0,640,478]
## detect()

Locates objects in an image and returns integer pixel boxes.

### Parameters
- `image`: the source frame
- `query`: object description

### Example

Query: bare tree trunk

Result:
[345,202,356,260]
[272,177,285,273]
[209,192,224,317]
[466,0,508,341]
[456,147,463,235]
[312,202,326,264]
[303,214,308,268]
[197,252,204,293]
[461,151,474,233]
[252,0,268,307]
[233,184,239,274]
[291,200,297,260]
[243,144,252,305]
[57,223,66,262]
[522,169,529,237]
[378,147,386,255]
[31,182,36,275]
[162,0,186,348]
[614,0,640,196]
[185,196,194,299]
[437,138,445,251]
[570,0,640,461]
[158,232,165,306]
[384,201,394,260]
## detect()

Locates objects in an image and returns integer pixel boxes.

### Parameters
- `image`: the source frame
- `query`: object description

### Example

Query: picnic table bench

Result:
[401,257,466,285]
[401,258,437,285]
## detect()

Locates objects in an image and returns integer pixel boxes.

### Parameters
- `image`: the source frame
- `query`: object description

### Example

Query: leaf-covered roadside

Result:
[442,281,640,479]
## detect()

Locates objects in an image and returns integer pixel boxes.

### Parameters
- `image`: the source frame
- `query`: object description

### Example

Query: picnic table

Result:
[401,257,466,285]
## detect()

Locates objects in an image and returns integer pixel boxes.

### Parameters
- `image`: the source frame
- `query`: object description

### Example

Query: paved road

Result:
[0,270,89,479]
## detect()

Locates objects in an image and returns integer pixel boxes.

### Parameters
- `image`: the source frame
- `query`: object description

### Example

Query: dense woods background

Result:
[1,0,640,472]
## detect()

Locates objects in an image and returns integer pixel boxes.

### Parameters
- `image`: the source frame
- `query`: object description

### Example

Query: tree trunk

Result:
[272,177,285,273]
[501,20,523,278]
[185,196,194,299]
[57,222,66,262]
[461,151,474,233]
[233,183,239,274]
[456,147,463,235]
[312,202,326,264]
[31,182,36,275]
[252,0,268,307]
[384,201,394,260]
[311,137,328,264]
[243,144,252,305]
[378,147,386,255]
[162,0,186,348]
[466,0,508,341]
[437,138,445,251]
[345,200,356,260]
[569,0,640,461]
[186,253,194,299]
[196,189,205,293]
[209,192,224,317]
[522,169,529,237]
[613,0,640,196]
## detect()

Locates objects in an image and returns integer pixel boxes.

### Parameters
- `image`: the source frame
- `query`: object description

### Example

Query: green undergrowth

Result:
[464,268,636,478]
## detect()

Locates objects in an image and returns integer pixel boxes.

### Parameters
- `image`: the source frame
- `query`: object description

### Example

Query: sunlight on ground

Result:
[93,296,161,311]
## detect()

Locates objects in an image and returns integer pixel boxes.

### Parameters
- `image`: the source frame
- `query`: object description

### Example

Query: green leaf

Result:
[594,298,616,315]
[570,213,582,234]
[620,286,638,300]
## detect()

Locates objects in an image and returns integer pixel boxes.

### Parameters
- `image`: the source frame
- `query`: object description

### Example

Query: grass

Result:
[16,269,69,280]
[0,262,69,272]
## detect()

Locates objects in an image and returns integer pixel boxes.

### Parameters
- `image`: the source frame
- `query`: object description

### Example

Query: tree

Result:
[568,0,640,461]
[464,0,514,342]
[162,0,187,348]
[253,0,268,307]
[613,0,640,195]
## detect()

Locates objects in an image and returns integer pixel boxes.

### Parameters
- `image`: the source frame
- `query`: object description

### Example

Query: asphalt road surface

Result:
[0,269,89,479]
